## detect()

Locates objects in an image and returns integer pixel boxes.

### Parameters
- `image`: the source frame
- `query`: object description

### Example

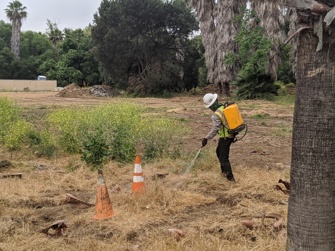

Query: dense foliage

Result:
[0,20,101,86]
[0,97,186,163]
[224,9,293,99]
[1,0,295,97]
[92,0,199,95]
[0,0,206,93]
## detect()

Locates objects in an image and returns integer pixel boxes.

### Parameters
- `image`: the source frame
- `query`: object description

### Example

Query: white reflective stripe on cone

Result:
[133,176,144,182]
[134,164,142,173]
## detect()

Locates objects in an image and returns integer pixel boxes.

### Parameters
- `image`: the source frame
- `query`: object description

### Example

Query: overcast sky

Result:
[0,0,102,32]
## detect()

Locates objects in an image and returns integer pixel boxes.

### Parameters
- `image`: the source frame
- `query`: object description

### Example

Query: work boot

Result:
[226,172,235,182]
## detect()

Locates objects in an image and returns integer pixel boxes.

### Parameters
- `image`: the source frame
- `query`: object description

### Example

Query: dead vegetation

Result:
[0,92,293,251]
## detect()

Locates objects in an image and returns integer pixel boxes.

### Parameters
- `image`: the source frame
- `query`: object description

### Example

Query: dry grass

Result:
[0,150,289,251]
[0,93,293,251]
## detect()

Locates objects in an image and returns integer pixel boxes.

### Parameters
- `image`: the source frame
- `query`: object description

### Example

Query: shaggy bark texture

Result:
[11,18,22,59]
[189,0,246,96]
[251,0,287,80]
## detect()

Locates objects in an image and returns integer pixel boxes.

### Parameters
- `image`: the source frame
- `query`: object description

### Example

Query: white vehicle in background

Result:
[37,75,47,80]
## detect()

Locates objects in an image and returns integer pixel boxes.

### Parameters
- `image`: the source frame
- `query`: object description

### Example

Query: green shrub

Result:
[0,97,20,144]
[32,131,57,158]
[0,97,34,151]
[81,129,111,170]
[275,81,287,96]
[232,70,279,100]
[224,9,280,100]
[104,103,141,162]
[47,108,88,153]
[47,102,143,162]
[47,102,187,163]
[139,116,186,160]
[27,130,42,145]
[4,120,32,151]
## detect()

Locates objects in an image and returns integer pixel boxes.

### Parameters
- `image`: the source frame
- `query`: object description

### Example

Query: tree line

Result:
[1,0,207,95]
[1,0,295,97]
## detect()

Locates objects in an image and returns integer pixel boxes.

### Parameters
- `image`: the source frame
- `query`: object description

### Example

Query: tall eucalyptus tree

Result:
[4,0,27,59]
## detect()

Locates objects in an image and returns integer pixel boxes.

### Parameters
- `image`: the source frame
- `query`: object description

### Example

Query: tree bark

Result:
[252,0,286,80]
[11,18,22,60]
[189,0,246,96]
[287,28,335,251]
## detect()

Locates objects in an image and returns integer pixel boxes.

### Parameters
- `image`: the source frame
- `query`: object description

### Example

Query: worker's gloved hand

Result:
[202,138,208,147]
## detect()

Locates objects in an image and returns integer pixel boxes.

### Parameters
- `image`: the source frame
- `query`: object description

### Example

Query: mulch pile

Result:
[56,83,120,98]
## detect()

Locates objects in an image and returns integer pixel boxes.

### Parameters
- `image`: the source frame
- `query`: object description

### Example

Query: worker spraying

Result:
[201,93,246,182]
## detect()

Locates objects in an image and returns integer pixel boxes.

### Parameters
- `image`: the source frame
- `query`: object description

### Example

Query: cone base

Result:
[132,183,145,193]
[94,185,115,220]
[93,211,116,220]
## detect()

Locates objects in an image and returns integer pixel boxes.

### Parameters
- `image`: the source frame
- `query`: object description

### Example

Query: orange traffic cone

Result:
[132,155,145,193]
[94,169,115,219]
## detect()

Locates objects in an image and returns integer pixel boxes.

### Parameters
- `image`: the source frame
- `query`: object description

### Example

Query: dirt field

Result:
[0,91,293,251]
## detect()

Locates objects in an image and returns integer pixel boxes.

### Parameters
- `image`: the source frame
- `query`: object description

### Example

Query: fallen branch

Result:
[0,173,22,179]
[64,193,94,207]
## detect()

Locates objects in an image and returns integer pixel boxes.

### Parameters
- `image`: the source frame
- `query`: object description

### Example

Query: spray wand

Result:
[184,147,203,174]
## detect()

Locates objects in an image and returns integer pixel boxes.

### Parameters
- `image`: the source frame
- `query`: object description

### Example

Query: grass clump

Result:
[0,97,33,151]
[0,97,21,144]
[140,116,186,160]
[250,113,271,119]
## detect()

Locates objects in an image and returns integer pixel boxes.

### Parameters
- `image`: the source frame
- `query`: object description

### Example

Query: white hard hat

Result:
[203,93,218,108]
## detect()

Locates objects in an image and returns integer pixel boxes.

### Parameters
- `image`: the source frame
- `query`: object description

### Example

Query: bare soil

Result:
[0,91,293,251]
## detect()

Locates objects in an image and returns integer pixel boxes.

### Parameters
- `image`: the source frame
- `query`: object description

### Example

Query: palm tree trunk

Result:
[189,0,246,96]
[11,18,22,59]
[287,28,335,250]
[251,0,286,80]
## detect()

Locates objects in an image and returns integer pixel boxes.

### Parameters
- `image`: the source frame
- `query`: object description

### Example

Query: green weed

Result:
[0,97,21,144]
[274,95,295,107]
[4,120,32,151]
[250,113,271,119]
[81,129,111,170]
[140,116,186,160]
[274,126,292,137]
[46,102,186,163]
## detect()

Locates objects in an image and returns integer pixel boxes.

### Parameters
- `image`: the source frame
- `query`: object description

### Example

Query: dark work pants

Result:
[216,137,234,180]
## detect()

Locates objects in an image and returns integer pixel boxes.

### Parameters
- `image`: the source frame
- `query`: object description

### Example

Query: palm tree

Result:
[188,0,247,96]
[46,19,64,46]
[250,0,286,79]
[4,0,27,59]
[284,2,335,249]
